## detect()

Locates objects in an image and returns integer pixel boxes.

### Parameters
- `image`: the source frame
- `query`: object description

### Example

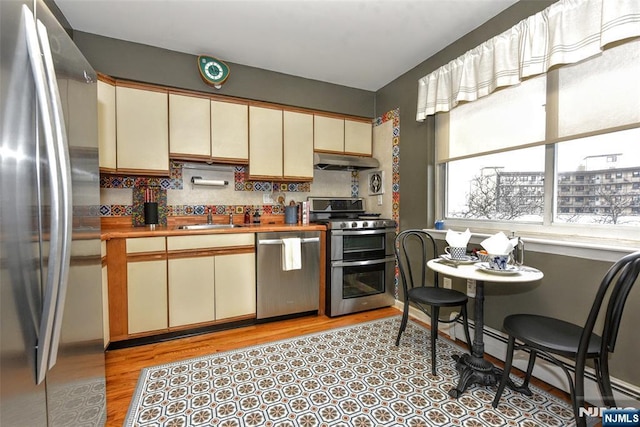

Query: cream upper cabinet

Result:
[249,105,283,179]
[116,84,169,175]
[97,79,116,171]
[314,115,344,153]
[344,119,372,156]
[283,110,314,180]
[211,100,249,163]
[169,93,211,159]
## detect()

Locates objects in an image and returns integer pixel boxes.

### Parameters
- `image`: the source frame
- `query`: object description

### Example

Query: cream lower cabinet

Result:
[215,253,256,319]
[101,240,110,349]
[168,256,215,327]
[126,237,168,335]
[167,234,256,328]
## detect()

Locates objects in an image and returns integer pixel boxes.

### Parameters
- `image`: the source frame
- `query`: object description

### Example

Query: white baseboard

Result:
[394,301,640,407]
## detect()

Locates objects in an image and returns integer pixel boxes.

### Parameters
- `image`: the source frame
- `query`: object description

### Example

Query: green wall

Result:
[72,32,375,118]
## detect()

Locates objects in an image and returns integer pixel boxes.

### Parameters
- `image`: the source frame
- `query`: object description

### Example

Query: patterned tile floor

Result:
[125,317,575,426]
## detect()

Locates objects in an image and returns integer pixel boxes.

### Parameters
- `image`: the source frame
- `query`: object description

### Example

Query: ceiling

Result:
[54,0,519,91]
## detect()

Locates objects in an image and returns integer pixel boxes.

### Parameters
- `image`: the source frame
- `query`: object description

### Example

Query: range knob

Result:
[362,221,369,228]
[340,222,347,229]
[351,222,358,228]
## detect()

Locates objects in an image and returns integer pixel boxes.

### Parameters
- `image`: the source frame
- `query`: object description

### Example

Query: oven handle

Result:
[258,237,320,245]
[331,256,396,268]
[331,228,395,236]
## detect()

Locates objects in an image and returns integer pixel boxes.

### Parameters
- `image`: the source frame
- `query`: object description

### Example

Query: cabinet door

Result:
[97,80,116,170]
[168,257,215,327]
[127,260,168,334]
[314,115,344,152]
[215,253,256,319]
[249,106,283,178]
[283,110,314,179]
[344,119,372,155]
[101,264,109,349]
[169,93,211,159]
[116,85,169,174]
[211,100,249,162]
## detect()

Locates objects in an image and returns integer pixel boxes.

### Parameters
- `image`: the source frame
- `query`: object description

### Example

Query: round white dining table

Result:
[427,259,544,398]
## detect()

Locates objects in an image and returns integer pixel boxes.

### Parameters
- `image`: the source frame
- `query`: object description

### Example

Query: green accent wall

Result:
[72,31,375,118]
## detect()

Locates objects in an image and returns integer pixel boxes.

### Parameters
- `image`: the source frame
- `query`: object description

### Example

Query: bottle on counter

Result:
[244,209,251,224]
[253,209,261,224]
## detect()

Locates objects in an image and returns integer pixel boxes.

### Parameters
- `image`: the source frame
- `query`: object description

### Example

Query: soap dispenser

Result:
[253,209,261,224]
[244,209,251,224]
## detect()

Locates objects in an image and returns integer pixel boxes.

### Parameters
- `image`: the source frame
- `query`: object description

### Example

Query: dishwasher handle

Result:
[258,237,320,245]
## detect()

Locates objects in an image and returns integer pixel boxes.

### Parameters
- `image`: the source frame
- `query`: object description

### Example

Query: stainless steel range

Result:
[308,197,396,317]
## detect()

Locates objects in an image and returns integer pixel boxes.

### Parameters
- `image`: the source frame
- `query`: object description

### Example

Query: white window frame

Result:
[434,65,640,252]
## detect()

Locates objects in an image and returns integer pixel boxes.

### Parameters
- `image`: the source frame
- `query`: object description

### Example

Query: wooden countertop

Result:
[101,222,327,240]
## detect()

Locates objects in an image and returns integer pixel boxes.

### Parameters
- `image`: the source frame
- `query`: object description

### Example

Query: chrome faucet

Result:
[229,212,234,225]
[207,207,213,224]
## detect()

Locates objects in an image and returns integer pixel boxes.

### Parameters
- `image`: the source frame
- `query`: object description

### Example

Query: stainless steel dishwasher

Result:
[256,231,320,319]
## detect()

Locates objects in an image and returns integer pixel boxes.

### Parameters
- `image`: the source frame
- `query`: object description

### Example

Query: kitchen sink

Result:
[177,224,243,230]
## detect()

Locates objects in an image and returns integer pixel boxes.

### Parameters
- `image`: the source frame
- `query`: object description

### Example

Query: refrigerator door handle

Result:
[22,5,63,385]
[36,19,73,371]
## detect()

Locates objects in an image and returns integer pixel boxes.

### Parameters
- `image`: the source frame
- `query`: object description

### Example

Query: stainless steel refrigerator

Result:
[1,0,106,425]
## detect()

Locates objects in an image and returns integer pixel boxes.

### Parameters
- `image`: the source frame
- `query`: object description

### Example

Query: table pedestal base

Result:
[448,353,534,398]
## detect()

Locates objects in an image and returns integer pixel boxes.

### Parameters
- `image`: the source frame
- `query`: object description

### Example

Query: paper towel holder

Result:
[191,176,229,187]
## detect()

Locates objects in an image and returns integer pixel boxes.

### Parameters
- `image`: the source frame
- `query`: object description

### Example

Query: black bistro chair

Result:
[492,250,640,427]
[394,229,472,375]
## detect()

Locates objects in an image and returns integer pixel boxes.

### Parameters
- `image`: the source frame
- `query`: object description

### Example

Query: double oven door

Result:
[328,227,396,316]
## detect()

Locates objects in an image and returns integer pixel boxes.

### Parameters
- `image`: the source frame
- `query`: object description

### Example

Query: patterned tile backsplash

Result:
[100,162,332,220]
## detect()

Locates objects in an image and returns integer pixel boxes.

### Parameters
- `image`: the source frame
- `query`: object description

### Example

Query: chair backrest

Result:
[579,250,640,358]
[394,229,439,298]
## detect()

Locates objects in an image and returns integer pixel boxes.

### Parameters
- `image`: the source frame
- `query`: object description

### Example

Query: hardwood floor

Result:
[105,307,574,426]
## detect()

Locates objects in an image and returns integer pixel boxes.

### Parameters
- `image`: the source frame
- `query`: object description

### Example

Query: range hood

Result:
[313,152,379,171]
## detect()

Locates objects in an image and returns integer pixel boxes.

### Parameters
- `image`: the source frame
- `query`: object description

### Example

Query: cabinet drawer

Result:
[167,233,254,251]
[126,237,166,253]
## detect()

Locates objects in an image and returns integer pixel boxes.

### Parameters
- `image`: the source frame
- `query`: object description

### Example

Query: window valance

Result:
[416,0,640,121]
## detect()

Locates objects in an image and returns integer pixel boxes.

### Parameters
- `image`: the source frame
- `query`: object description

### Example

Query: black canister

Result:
[144,202,158,226]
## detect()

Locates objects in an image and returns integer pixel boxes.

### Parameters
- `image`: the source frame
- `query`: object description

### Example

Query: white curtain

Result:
[416,0,640,121]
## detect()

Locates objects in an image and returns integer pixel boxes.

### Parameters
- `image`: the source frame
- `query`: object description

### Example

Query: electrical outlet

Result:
[466,279,476,298]
[443,277,452,289]
[262,193,274,204]
[377,195,383,206]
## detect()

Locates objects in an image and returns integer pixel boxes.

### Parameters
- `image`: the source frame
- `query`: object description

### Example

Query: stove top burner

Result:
[316,218,396,230]
[307,197,395,230]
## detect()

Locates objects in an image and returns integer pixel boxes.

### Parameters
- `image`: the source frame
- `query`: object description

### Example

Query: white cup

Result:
[445,246,467,260]
[488,254,511,270]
